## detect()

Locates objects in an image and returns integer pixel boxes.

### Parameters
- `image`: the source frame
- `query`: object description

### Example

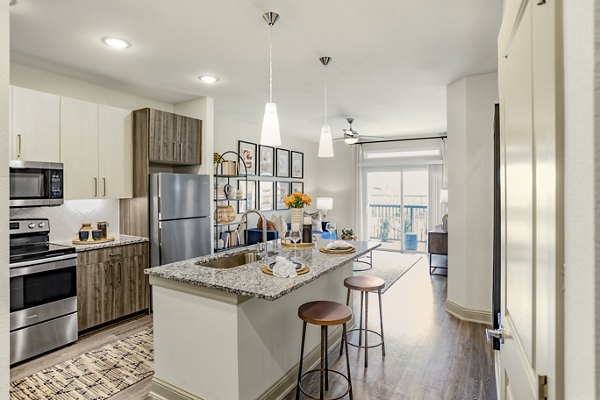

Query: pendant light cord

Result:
[324,64,328,125]
[269,25,273,103]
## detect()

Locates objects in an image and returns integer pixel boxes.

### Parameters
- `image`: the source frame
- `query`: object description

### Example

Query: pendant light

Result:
[260,12,281,146]
[318,56,334,157]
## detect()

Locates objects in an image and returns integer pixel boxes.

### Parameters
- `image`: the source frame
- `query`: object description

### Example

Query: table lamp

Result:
[316,197,334,219]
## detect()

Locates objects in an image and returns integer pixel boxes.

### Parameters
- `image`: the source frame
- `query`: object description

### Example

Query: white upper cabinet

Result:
[60,97,100,200]
[98,105,133,199]
[61,98,133,200]
[11,86,61,162]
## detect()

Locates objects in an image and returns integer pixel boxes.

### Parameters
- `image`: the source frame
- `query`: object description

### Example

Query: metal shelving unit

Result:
[214,151,248,253]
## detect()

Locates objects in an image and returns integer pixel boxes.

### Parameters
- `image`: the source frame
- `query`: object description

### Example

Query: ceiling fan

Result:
[334,118,383,144]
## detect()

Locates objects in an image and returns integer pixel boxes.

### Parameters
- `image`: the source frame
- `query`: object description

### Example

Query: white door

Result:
[98,105,132,199]
[497,0,562,399]
[11,86,61,162]
[60,97,99,200]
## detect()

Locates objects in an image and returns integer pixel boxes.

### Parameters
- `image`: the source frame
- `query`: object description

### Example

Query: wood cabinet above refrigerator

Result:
[139,108,202,165]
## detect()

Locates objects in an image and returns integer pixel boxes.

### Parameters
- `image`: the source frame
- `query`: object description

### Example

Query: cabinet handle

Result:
[180,142,183,161]
[93,178,98,197]
[172,142,175,159]
[16,134,22,158]
[109,253,122,257]
[102,178,106,197]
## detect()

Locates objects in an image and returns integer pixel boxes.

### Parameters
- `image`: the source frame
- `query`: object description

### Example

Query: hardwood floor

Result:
[283,253,497,400]
[10,253,496,400]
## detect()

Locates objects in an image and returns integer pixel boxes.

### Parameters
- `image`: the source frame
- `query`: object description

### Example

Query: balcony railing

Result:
[368,204,428,243]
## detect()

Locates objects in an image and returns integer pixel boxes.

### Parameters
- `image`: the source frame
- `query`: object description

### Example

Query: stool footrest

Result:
[298,369,351,400]
[346,328,384,349]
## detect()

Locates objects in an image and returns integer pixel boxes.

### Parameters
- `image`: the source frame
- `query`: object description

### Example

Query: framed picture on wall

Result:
[238,141,257,176]
[291,181,304,194]
[259,145,274,176]
[259,181,274,211]
[291,151,304,179]
[237,180,256,213]
[275,148,290,178]
[276,181,291,210]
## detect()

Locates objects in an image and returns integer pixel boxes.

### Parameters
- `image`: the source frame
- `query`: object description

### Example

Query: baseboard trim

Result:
[445,299,492,326]
[149,377,205,400]
[149,320,353,400]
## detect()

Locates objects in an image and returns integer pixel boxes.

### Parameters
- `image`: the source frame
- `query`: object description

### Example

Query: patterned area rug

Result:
[10,328,154,399]
[355,251,422,293]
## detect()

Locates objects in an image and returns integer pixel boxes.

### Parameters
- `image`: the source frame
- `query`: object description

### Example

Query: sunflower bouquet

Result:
[284,192,312,208]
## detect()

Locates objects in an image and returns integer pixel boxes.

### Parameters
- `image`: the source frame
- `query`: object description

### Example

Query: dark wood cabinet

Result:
[77,242,149,331]
[148,109,176,163]
[140,108,201,165]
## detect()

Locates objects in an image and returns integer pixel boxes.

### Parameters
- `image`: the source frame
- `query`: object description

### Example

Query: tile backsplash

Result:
[10,199,119,242]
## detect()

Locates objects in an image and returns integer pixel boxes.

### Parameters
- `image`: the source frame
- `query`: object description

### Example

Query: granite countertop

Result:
[54,234,149,252]
[145,241,380,301]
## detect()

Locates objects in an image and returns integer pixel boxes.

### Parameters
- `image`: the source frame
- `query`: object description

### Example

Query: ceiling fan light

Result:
[344,137,359,145]
[260,102,281,146]
[318,125,334,158]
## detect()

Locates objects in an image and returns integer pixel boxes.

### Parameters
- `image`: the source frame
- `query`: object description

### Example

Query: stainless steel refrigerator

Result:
[150,173,211,267]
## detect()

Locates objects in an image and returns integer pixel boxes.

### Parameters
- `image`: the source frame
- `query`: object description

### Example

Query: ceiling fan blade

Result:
[358,135,384,140]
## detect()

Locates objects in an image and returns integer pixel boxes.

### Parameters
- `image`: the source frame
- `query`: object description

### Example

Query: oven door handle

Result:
[10,256,76,277]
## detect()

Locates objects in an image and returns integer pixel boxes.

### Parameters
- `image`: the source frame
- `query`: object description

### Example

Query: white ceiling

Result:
[9,0,502,141]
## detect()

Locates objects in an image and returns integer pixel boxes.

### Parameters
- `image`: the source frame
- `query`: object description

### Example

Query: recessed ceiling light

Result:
[198,75,219,84]
[101,37,131,49]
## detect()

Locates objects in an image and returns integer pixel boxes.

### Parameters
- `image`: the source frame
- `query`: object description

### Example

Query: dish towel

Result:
[272,256,298,278]
[326,240,355,250]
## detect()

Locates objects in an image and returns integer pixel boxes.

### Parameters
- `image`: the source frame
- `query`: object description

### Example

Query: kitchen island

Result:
[145,241,380,400]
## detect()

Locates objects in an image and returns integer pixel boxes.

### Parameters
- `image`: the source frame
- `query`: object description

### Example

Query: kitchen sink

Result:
[199,252,257,269]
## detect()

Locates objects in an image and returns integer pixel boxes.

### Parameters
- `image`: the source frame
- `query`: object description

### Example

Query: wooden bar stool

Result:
[339,276,385,368]
[296,301,353,400]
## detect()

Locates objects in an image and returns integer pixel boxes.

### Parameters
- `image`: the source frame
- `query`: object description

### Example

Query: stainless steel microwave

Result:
[9,160,64,207]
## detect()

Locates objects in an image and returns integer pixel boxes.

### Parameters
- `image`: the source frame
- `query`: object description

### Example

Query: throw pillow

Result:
[270,215,288,238]
[304,210,322,232]
[257,216,276,231]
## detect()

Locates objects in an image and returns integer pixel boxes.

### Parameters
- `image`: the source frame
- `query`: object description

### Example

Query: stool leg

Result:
[325,326,329,391]
[358,291,364,347]
[378,289,385,357]
[296,321,307,400]
[339,288,351,356]
[343,323,353,400]
[320,326,326,399]
[364,292,369,368]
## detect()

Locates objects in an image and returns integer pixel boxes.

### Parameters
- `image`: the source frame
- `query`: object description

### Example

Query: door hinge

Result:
[538,375,548,400]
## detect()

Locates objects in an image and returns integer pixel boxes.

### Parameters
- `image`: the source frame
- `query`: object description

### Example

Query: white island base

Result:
[149,261,353,400]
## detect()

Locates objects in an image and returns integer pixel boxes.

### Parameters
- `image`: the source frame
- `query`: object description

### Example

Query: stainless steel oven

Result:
[9,160,64,207]
[9,219,77,365]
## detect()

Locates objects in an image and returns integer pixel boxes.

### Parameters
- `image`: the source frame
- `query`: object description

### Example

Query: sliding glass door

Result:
[365,168,428,252]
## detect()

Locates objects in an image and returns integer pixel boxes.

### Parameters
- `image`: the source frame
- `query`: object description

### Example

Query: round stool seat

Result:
[343,275,385,292]
[298,301,352,326]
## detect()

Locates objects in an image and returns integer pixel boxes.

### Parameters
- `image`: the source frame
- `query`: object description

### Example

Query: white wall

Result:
[10,63,173,111]
[0,0,10,395]
[563,0,598,397]
[446,72,497,319]
[316,141,354,231]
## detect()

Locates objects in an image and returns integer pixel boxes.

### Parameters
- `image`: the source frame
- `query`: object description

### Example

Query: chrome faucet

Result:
[239,209,268,259]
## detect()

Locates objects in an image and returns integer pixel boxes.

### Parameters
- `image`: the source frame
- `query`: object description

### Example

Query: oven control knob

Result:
[28,223,35,229]
[38,222,45,228]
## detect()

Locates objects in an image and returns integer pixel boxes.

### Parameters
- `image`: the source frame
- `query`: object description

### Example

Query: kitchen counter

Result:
[54,234,148,252]
[145,240,379,301]
[148,240,380,400]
